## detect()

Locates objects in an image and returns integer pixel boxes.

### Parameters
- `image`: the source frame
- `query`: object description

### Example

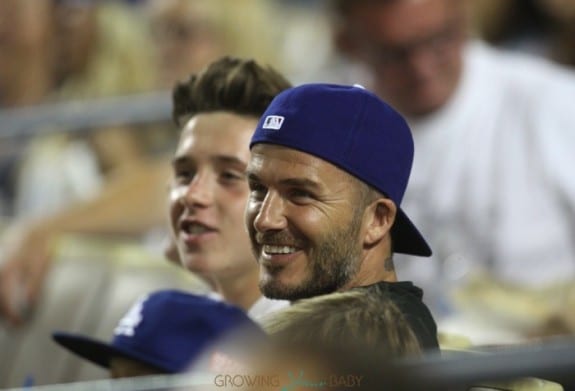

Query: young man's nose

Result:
[181,174,215,207]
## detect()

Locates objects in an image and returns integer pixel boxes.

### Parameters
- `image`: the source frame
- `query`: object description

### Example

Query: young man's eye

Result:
[174,170,194,184]
[220,171,244,181]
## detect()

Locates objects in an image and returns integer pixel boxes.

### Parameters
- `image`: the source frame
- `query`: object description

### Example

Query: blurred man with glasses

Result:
[329,0,575,340]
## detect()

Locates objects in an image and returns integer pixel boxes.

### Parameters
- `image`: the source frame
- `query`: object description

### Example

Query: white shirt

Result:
[394,41,575,313]
[205,291,289,323]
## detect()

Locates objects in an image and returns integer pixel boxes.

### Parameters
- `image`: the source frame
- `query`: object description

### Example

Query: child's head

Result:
[53,290,264,378]
[263,288,422,358]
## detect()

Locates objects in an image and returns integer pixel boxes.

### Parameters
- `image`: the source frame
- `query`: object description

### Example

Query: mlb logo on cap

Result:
[262,115,285,130]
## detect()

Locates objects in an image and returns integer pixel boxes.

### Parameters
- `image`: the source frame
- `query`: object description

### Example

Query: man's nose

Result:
[404,44,438,80]
[252,191,287,232]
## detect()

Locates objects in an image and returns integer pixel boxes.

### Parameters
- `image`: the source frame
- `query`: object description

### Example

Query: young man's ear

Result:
[364,198,396,246]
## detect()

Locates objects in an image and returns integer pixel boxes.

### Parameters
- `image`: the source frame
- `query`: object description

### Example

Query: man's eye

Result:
[289,189,313,200]
[248,181,267,196]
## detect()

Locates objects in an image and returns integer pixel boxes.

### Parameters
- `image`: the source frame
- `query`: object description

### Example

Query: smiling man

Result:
[245,83,439,349]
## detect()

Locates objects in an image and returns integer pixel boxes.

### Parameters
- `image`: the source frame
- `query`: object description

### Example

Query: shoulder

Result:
[359,280,423,299]
[468,41,575,97]
[357,281,440,350]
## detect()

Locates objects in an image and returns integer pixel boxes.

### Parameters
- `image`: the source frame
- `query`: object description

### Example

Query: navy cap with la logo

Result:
[52,290,264,373]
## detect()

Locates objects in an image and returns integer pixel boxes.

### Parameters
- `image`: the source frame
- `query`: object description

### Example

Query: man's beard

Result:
[259,210,364,301]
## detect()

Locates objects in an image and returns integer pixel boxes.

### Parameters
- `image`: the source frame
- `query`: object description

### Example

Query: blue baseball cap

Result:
[250,83,431,257]
[53,290,264,373]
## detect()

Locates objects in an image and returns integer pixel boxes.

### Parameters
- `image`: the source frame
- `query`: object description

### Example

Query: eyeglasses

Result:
[367,19,463,68]
[151,20,214,44]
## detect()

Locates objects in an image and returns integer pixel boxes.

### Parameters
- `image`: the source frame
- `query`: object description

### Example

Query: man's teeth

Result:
[262,245,298,254]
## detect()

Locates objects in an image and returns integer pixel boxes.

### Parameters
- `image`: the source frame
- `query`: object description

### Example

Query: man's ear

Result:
[363,198,396,246]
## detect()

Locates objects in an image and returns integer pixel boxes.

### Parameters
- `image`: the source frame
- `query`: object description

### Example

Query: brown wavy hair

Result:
[171,56,292,127]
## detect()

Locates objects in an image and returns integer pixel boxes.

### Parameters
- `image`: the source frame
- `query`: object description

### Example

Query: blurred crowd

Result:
[0,0,285,220]
[1,0,574,219]
[1,0,575,389]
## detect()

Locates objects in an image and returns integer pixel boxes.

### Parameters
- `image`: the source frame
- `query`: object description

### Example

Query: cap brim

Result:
[392,208,432,257]
[53,332,120,369]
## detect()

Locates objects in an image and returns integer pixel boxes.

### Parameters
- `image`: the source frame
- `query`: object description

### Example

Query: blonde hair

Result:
[145,0,282,81]
[55,2,157,100]
[201,0,279,66]
[263,289,422,358]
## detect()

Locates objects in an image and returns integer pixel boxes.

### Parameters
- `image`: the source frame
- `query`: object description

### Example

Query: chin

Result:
[181,254,210,274]
[260,277,333,301]
[404,97,445,117]
[260,283,298,300]
[259,272,291,300]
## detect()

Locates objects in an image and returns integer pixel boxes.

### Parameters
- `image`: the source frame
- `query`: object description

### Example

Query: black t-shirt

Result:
[354,281,439,351]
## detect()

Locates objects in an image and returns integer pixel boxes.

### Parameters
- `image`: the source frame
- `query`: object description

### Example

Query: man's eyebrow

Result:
[245,173,320,189]
[279,178,321,190]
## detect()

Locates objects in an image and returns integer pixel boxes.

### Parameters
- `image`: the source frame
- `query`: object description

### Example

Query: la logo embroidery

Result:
[262,115,284,130]
[114,295,148,337]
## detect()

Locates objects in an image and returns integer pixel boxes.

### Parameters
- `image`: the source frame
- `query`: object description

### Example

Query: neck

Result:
[209,268,262,311]
[344,252,397,290]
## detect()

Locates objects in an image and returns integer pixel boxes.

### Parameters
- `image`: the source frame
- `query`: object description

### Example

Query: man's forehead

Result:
[349,0,460,38]
[250,144,326,169]
[248,144,355,184]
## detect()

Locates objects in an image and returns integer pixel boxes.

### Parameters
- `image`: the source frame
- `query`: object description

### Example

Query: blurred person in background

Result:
[535,0,575,67]
[327,0,575,342]
[0,0,54,217]
[0,0,53,109]
[145,0,280,89]
[146,0,226,89]
[49,0,156,100]
[470,0,575,68]
[14,0,158,220]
